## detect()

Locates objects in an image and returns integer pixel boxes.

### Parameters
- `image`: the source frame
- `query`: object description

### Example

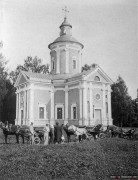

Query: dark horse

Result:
[63,125,75,142]
[0,121,25,144]
[86,124,103,140]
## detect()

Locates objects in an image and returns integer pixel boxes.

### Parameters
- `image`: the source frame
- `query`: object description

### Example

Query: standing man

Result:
[44,124,50,145]
[29,122,34,145]
[49,124,54,144]
[55,122,62,144]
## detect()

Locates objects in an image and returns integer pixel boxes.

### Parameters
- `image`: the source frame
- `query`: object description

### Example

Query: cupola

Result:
[48,7,84,75]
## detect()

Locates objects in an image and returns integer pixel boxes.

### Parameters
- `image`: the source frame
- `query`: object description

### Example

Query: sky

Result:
[0,0,137,99]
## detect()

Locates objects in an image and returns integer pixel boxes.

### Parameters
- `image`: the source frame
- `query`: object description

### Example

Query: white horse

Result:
[68,125,88,141]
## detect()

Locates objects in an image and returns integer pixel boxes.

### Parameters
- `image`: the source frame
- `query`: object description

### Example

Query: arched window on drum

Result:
[106,102,108,117]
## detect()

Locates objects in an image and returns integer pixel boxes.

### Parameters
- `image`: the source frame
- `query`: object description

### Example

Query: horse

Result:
[121,128,136,140]
[0,121,25,144]
[67,125,89,142]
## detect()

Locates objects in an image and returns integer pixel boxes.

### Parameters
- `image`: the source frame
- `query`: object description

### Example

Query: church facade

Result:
[15,16,113,127]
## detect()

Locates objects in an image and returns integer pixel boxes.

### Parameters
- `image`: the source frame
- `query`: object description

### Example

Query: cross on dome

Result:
[62,6,69,19]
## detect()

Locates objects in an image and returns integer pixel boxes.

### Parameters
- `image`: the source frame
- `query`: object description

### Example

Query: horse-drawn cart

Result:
[19,126,44,145]
[86,124,112,139]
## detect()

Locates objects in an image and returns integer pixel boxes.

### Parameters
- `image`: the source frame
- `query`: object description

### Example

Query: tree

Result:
[81,63,98,72]
[0,43,8,121]
[2,80,16,124]
[111,76,137,127]
[10,56,49,83]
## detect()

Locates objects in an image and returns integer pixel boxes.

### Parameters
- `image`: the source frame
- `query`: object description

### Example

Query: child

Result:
[61,134,65,144]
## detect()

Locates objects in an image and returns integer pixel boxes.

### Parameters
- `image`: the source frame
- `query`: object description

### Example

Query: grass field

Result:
[0,130,137,180]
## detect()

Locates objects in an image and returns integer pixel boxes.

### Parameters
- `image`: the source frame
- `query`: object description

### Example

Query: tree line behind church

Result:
[0,47,137,127]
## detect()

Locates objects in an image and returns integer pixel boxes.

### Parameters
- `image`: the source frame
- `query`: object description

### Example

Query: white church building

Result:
[15,13,113,127]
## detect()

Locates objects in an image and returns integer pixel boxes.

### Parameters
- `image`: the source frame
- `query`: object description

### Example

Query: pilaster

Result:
[102,84,106,126]
[50,87,55,125]
[18,92,20,125]
[29,84,34,124]
[79,83,83,126]
[108,84,112,125]
[82,82,88,126]
[79,51,82,73]
[65,85,69,125]
[56,48,60,74]
[15,92,19,125]
[24,90,26,125]
[89,83,94,126]
[65,46,69,73]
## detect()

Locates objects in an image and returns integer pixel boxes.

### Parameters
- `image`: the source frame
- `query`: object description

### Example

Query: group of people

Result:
[29,122,65,145]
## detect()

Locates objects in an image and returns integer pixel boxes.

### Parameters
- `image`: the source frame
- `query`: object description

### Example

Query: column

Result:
[56,48,60,74]
[50,88,55,125]
[83,82,88,126]
[65,85,68,125]
[79,51,82,73]
[108,85,112,125]
[65,47,69,73]
[18,92,21,125]
[29,84,34,124]
[102,84,106,125]
[24,90,26,125]
[26,90,29,124]
[15,92,18,125]
[79,86,83,126]
[89,83,94,126]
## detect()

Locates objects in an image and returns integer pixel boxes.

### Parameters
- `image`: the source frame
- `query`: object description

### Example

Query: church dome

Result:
[48,35,84,49]
[48,16,84,49]
[48,11,84,75]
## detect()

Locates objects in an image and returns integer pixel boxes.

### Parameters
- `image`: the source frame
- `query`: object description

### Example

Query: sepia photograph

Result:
[0,0,137,179]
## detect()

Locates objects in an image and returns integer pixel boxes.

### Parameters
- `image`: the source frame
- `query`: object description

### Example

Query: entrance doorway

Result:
[95,109,102,125]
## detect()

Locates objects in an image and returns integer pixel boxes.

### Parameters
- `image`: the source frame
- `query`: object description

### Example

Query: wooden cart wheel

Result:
[99,133,106,139]
[34,137,40,145]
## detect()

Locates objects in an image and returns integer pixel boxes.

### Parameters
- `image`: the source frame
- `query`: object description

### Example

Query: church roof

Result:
[21,71,73,81]
[21,67,95,81]
[48,35,84,49]
[22,71,52,81]
[15,65,113,87]
[21,69,95,82]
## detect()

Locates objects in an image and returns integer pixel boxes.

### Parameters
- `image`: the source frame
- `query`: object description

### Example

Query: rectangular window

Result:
[39,107,44,119]
[55,104,64,120]
[73,107,76,119]
[73,60,76,69]
[71,104,77,120]
[57,107,62,119]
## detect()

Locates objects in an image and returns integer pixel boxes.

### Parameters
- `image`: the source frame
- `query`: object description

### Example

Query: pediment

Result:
[14,72,28,87]
[84,68,113,84]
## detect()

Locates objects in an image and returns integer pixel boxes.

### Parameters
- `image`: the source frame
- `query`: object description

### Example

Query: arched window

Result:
[73,60,76,69]
[52,61,55,70]
[106,102,108,114]
[94,76,100,81]
[87,101,90,112]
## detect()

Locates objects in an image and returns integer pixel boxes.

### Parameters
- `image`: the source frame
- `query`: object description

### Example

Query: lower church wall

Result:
[68,88,79,120]
[54,90,65,105]
[34,89,51,125]
[68,120,79,126]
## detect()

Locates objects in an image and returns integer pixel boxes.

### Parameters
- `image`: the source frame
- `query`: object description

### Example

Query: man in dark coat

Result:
[54,122,62,144]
